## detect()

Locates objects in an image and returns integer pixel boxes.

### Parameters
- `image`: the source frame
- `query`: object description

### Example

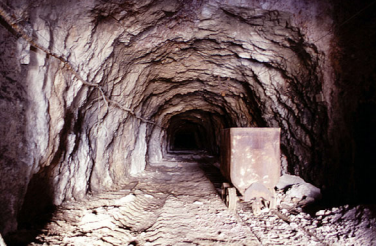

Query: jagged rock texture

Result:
[1,0,375,237]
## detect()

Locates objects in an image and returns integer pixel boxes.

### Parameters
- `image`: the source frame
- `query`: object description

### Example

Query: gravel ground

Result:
[5,162,376,246]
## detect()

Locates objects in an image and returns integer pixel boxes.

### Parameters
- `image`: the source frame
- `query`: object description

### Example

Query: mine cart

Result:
[220,128,281,213]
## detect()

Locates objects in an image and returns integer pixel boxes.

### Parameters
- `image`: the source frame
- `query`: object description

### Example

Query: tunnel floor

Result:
[6,162,376,246]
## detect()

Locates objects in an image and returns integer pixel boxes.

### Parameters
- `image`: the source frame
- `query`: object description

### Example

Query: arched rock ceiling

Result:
[15,0,328,199]
[84,1,325,169]
[0,0,333,234]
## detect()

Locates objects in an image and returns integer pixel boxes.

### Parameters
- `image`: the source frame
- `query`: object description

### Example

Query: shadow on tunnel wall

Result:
[4,169,56,246]
[6,110,83,245]
[322,0,376,205]
[353,100,376,203]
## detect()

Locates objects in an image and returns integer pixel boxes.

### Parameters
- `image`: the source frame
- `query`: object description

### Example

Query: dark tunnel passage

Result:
[166,110,233,158]
[169,122,204,151]
[173,130,200,150]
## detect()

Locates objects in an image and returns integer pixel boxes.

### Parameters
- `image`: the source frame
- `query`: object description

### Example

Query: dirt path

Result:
[9,161,375,246]
[24,163,258,245]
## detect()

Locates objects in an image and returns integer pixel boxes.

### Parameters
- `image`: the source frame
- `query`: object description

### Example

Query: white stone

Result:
[116,194,136,205]
[0,233,6,246]
[286,183,322,201]
[17,38,30,65]
[316,210,326,216]
[130,123,147,175]
[276,174,306,190]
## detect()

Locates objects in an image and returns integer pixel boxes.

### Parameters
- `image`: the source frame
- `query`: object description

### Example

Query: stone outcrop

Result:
[0,233,5,246]
[276,174,322,206]
[276,174,306,190]
[0,0,375,237]
[0,11,30,235]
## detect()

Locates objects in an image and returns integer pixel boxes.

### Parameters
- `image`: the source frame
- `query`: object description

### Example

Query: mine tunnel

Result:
[1,0,376,245]
[168,116,207,152]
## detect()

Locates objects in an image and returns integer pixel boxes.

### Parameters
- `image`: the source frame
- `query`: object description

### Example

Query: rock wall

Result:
[1,0,374,236]
[326,0,376,203]
[0,15,30,235]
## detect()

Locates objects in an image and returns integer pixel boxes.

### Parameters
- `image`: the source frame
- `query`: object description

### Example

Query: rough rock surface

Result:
[276,174,306,190]
[0,0,375,237]
[0,0,331,234]
[238,200,376,246]
[286,183,322,201]
[0,12,30,235]
[277,174,323,206]
[5,162,376,246]
[7,163,260,245]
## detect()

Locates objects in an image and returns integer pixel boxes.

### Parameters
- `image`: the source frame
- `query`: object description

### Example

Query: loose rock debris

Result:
[6,162,376,246]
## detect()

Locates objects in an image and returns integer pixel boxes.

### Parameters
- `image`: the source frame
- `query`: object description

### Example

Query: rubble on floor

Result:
[277,174,322,207]
[236,174,376,246]
[4,165,376,246]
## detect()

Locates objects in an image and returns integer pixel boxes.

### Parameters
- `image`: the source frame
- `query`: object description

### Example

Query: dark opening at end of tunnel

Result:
[164,110,231,161]
[168,120,208,155]
[172,131,200,151]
